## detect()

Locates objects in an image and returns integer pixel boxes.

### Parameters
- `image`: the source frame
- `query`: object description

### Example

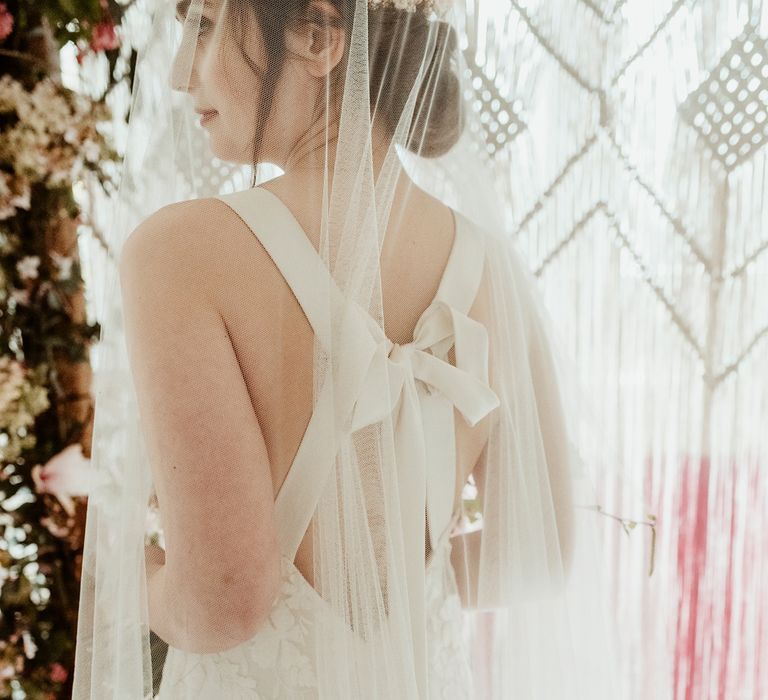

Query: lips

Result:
[198,109,218,125]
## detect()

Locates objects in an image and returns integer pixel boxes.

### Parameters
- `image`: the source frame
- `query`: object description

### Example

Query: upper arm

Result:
[119,203,281,640]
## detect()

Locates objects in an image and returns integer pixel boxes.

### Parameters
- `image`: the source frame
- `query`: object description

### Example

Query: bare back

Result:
[203,173,493,587]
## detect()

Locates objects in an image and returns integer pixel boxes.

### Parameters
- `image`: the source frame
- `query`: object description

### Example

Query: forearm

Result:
[144,545,265,654]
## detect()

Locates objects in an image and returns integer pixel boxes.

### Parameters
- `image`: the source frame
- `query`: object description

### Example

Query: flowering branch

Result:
[578,504,658,577]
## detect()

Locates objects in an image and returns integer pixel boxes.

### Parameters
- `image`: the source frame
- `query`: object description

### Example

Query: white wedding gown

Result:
[155,187,493,699]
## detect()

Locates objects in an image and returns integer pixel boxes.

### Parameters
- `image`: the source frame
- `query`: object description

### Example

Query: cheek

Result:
[210,45,260,118]
[198,48,229,101]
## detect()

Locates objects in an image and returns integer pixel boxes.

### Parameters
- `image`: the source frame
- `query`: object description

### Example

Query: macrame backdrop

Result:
[73,0,768,698]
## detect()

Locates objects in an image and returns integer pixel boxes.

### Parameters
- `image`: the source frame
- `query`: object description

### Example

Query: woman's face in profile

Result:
[170,0,321,168]
[170,0,265,164]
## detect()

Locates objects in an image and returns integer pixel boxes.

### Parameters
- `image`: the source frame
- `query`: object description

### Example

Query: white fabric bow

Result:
[346,298,500,698]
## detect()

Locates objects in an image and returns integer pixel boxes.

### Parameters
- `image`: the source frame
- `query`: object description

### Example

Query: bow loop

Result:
[349,300,499,432]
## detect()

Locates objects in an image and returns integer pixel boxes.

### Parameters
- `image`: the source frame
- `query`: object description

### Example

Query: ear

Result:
[284,0,346,78]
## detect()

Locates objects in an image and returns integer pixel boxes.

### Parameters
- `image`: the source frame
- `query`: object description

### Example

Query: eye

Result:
[175,14,212,37]
[196,17,212,36]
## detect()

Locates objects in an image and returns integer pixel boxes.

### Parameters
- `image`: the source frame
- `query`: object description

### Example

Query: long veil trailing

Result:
[72,0,622,697]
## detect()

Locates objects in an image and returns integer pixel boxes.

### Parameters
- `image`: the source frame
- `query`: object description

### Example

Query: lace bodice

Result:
[157,527,473,699]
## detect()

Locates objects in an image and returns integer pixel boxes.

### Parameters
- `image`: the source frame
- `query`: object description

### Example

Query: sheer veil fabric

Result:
[72,0,622,697]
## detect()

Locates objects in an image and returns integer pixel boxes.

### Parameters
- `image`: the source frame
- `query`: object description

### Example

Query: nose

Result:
[169,45,197,93]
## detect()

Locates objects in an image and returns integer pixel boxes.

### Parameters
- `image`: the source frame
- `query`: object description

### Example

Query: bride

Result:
[72,0,620,698]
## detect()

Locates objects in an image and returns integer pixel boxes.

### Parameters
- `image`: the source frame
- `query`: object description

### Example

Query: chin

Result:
[205,134,253,166]
[202,119,274,167]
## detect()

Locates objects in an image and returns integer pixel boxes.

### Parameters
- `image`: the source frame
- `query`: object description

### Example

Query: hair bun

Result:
[368,11,464,158]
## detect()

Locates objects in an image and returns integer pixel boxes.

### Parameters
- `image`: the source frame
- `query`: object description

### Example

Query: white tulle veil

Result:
[71,0,622,697]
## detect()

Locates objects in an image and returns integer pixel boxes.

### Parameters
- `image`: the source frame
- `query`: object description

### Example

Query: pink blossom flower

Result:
[31,443,93,516]
[0,3,14,42]
[90,20,119,52]
[49,662,68,683]
[0,662,14,679]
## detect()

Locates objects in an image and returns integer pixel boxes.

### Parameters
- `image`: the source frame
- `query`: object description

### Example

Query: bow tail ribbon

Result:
[383,364,498,700]
[345,305,501,698]
[391,375,429,700]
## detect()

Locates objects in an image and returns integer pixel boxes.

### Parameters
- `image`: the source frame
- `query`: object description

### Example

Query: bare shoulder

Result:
[122,197,235,263]
[120,196,272,300]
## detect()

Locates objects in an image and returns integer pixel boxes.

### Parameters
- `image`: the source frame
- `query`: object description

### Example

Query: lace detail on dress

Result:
[425,538,475,700]
[156,557,319,699]
[156,546,473,699]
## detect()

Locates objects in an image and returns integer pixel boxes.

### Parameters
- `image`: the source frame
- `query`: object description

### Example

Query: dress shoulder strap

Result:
[214,187,486,347]
[214,187,345,354]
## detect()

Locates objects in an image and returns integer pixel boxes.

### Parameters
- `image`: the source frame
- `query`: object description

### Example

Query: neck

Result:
[280,118,395,186]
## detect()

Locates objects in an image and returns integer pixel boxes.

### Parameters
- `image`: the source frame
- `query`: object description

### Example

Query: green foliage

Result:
[0,3,135,697]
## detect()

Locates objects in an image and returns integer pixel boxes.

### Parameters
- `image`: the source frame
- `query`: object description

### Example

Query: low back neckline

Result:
[212,186,491,566]
[248,185,466,350]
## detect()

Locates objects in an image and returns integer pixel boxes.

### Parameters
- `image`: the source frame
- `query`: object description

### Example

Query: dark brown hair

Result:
[226,1,463,182]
